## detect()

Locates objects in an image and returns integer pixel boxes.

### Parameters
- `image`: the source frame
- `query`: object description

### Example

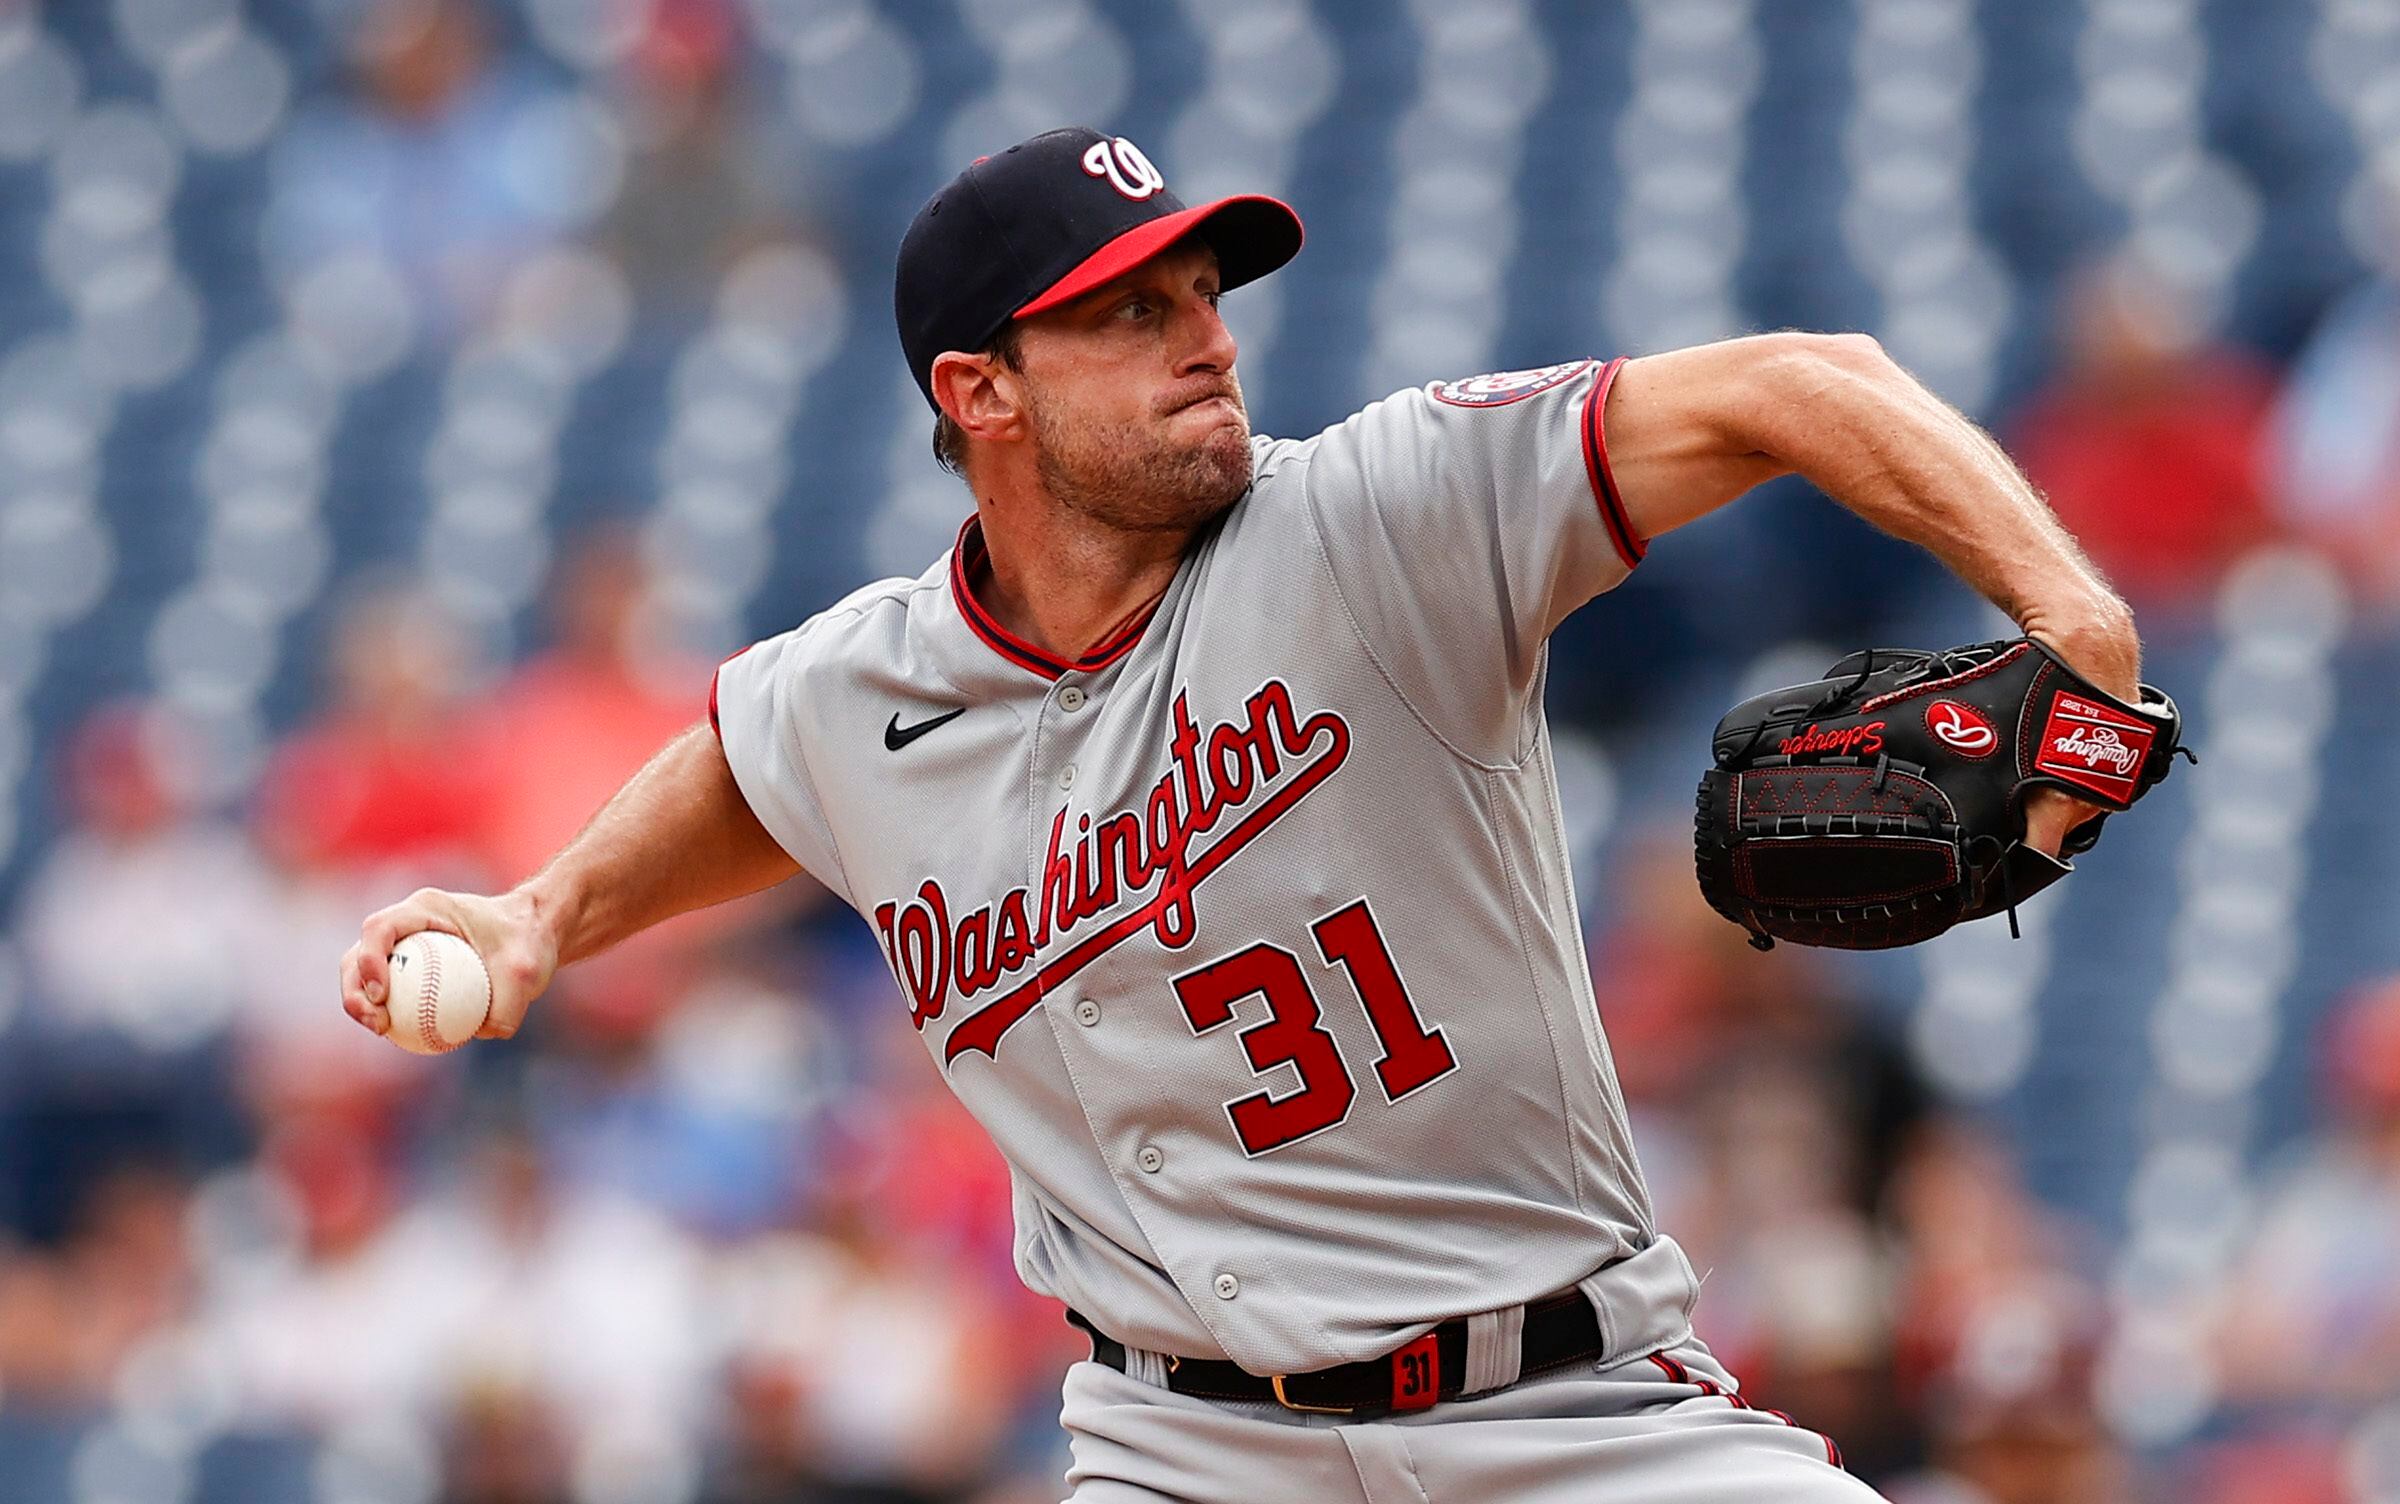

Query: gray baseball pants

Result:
[1059,1336,1888,1503]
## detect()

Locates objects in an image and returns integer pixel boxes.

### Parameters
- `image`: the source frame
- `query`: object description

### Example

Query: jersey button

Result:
[1213,1273,1240,1301]
[1057,764,1077,790]
[1136,1145,1164,1174]
[1057,685,1087,712]
[1073,998,1101,1027]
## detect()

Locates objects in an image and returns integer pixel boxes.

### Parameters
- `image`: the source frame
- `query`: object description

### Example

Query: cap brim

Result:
[1013,195,1304,320]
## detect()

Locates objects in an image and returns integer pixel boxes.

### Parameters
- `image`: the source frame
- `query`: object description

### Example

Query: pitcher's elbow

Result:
[1774,330,1898,391]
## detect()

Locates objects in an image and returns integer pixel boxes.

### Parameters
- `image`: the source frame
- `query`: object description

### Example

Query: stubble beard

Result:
[1029,377,1255,535]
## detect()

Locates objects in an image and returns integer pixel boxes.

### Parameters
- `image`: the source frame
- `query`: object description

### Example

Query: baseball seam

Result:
[420,939,453,1054]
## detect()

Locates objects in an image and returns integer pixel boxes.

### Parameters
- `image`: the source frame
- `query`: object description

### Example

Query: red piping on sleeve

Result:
[1579,356,1645,570]
[710,645,754,743]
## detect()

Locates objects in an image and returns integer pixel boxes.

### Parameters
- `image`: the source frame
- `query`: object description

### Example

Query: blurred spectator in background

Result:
[1585,832,1925,1476]
[204,1107,426,1431]
[465,528,735,1057]
[524,943,841,1236]
[470,528,703,889]
[0,1164,193,1411]
[600,0,801,315]
[7,707,260,1236]
[213,1128,710,1487]
[410,1131,713,1486]
[2268,174,2400,608]
[709,1177,1025,1503]
[1589,832,1928,1234]
[2009,254,2279,615]
[1886,1298,2125,1504]
[2175,1435,2350,1504]
[1883,1123,2093,1418]
[256,581,492,882]
[700,1022,1074,1502]
[443,1383,576,1504]
[1587,832,1800,1114]
[240,583,494,1105]
[2213,977,2400,1413]
[841,1021,1087,1389]
[18,702,272,1053]
[1881,1124,2121,1504]
[264,0,610,335]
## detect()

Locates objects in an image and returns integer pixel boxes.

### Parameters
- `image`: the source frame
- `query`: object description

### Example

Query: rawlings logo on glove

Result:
[2035,694,2158,799]
[1693,638,2189,951]
[1926,700,1997,755]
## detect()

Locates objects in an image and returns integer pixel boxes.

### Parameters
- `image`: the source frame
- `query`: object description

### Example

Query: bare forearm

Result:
[516,721,800,966]
[1766,341,2133,684]
[1608,334,2139,695]
[342,723,797,1041]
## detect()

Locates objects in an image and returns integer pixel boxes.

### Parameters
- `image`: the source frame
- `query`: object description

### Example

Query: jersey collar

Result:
[948,516,1161,682]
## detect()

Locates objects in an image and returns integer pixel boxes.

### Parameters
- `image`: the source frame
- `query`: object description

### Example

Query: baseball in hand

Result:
[383,931,492,1055]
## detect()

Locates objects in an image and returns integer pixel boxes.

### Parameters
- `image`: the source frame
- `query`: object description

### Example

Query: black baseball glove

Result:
[1693,637,2189,951]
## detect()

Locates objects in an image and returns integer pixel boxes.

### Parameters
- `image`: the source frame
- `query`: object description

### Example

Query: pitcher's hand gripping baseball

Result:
[340,887,556,1042]
[337,723,798,1046]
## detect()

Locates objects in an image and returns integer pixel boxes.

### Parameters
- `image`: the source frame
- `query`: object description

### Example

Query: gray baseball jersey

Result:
[712,356,1700,1379]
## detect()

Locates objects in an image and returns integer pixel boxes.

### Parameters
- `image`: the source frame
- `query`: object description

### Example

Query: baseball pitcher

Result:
[342,128,2143,1502]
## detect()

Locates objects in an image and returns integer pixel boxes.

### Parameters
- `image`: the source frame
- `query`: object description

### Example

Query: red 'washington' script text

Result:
[869,679,1352,1065]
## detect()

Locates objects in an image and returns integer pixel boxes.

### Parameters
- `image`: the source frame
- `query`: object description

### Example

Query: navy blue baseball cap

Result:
[896,127,1304,408]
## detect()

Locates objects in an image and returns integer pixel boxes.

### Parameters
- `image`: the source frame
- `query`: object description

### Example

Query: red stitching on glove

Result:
[1858,641,2035,714]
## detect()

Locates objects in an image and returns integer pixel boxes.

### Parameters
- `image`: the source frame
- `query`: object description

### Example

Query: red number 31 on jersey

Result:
[1172,898,1460,1155]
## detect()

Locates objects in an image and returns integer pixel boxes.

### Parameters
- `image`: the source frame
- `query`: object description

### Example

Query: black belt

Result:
[1070,1291,1604,1418]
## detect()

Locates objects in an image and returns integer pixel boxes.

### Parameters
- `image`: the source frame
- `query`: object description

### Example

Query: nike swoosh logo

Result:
[884,707,966,751]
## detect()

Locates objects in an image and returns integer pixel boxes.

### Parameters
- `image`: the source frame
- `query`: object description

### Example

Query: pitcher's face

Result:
[1010,240,1252,532]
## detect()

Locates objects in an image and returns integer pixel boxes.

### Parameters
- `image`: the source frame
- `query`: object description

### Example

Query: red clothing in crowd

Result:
[470,655,703,888]
[2009,354,2279,608]
[258,714,495,873]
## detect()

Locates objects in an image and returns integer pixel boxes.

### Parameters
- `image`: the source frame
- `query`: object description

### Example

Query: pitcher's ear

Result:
[932,349,1028,447]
